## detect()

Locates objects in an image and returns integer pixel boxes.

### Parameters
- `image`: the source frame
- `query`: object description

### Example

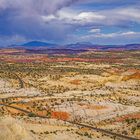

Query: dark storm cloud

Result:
[0,0,79,14]
[0,0,80,43]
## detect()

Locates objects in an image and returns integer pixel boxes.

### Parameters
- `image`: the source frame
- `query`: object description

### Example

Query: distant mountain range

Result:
[63,43,140,50]
[7,41,140,51]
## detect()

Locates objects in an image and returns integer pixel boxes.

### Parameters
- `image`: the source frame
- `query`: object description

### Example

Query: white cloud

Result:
[121,31,137,36]
[76,12,105,21]
[79,31,140,41]
[42,15,56,22]
[89,28,101,33]
[43,10,106,25]
[43,6,140,27]
[117,8,140,20]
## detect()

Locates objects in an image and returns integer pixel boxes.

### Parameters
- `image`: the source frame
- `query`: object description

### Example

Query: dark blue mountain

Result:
[21,41,57,48]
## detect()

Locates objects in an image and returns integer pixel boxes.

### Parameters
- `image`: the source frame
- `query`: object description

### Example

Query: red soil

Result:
[116,113,140,122]
[51,111,70,121]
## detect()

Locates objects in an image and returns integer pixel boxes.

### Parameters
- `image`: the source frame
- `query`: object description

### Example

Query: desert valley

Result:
[0,44,139,140]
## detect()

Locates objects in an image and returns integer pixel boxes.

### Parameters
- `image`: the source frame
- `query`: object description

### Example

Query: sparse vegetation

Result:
[0,50,139,140]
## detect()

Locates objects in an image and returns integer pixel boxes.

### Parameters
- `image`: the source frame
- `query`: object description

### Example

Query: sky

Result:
[0,0,140,46]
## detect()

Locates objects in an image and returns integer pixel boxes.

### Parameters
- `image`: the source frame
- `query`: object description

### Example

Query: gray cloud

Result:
[0,0,79,15]
[0,0,79,43]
